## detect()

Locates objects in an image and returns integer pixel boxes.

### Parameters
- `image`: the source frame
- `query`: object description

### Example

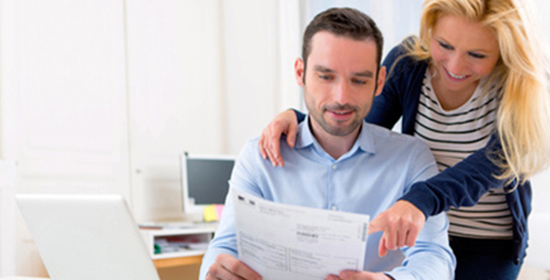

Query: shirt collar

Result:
[294,115,376,156]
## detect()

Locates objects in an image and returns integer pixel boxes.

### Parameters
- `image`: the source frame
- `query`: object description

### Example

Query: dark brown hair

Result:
[302,8,384,73]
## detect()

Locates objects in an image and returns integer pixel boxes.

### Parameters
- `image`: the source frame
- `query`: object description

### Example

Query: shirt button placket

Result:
[330,164,337,211]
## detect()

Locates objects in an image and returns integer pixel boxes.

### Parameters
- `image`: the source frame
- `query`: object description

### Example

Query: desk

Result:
[153,254,203,269]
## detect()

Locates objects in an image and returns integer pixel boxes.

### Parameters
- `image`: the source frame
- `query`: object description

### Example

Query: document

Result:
[233,190,369,280]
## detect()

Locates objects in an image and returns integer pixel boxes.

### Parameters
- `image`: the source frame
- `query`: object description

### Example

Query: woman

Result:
[259,0,550,279]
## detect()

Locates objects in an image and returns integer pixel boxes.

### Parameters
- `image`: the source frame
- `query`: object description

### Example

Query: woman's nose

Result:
[446,54,468,76]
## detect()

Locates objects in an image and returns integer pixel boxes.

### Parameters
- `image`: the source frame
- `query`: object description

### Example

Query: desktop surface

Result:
[0,277,49,280]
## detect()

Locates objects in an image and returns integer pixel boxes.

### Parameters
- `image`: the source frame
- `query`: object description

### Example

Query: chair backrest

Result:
[0,161,17,276]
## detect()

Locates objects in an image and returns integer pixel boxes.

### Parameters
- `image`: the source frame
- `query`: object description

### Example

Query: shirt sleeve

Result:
[387,140,456,280]
[199,142,263,280]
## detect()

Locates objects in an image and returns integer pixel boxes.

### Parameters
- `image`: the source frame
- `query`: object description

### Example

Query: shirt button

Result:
[331,205,338,211]
[332,164,337,170]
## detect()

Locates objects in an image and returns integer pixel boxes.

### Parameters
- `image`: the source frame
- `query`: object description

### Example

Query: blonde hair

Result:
[406,0,550,183]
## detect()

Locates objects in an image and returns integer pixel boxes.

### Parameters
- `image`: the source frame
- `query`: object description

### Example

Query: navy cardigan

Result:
[295,43,531,264]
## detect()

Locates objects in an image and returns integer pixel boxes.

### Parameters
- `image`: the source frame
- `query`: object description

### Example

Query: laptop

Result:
[16,194,160,280]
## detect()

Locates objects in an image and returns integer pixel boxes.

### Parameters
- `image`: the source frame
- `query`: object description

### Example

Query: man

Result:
[200,8,455,280]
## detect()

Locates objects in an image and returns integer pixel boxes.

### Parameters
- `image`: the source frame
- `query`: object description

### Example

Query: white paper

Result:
[233,190,369,280]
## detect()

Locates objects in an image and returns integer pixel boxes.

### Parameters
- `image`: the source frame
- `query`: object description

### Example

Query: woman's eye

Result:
[468,52,486,59]
[439,41,453,50]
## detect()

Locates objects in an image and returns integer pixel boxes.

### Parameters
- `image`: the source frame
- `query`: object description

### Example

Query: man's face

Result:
[295,31,386,137]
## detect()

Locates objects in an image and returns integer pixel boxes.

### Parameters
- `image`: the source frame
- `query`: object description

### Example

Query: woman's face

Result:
[430,14,500,94]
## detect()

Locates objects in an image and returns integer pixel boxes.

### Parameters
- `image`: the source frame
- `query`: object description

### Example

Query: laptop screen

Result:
[16,194,160,280]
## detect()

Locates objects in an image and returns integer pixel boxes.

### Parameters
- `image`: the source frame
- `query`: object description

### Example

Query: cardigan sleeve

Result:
[292,109,307,123]
[400,133,511,217]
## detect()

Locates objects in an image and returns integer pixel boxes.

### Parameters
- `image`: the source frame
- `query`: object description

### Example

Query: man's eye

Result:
[319,75,332,81]
[352,79,366,85]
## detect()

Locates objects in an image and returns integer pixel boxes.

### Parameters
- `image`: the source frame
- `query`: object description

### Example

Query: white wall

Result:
[530,2,550,206]
[0,0,131,276]
[304,0,423,59]
[125,0,225,223]
[0,0,302,276]
[123,0,302,223]
[223,0,301,154]
[1,0,549,277]
[0,161,17,276]
[523,0,550,272]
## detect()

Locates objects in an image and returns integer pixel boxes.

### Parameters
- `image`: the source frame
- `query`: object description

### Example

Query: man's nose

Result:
[333,80,352,104]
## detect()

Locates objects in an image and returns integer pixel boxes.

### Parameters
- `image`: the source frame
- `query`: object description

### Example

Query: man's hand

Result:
[325,270,393,280]
[258,109,298,167]
[368,200,426,256]
[206,254,262,280]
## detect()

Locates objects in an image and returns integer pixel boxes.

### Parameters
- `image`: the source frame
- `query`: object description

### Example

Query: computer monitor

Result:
[180,152,235,218]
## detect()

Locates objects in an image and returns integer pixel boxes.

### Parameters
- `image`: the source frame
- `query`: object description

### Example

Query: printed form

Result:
[233,190,370,280]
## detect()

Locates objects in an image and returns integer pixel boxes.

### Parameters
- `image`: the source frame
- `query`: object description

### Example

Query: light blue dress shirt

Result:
[200,117,455,280]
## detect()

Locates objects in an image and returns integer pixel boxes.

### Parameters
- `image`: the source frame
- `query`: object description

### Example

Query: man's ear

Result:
[294,58,305,87]
[375,66,387,97]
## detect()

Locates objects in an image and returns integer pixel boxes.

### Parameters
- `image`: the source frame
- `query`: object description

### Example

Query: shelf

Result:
[140,225,216,269]
[151,249,207,260]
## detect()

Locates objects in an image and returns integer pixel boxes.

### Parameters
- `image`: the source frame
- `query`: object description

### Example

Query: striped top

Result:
[414,70,513,239]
